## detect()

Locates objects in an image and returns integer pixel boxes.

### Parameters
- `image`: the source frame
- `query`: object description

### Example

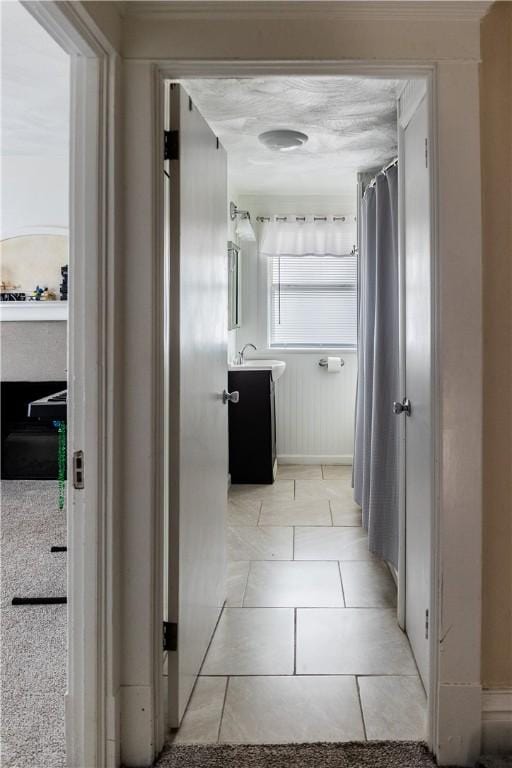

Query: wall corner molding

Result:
[124,1,493,23]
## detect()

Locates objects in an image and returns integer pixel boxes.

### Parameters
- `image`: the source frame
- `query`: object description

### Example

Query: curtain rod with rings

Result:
[256,215,354,223]
[366,156,398,190]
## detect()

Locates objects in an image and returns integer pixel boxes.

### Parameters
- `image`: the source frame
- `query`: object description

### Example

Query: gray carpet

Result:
[0,480,67,768]
[155,742,439,767]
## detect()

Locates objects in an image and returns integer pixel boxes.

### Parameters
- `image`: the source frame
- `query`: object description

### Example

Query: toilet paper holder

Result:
[319,357,344,368]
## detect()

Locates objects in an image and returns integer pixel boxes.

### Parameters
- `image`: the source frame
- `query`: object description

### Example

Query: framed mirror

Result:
[228,240,241,330]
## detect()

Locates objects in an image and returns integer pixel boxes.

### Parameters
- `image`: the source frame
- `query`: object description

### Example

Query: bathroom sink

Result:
[229,359,286,381]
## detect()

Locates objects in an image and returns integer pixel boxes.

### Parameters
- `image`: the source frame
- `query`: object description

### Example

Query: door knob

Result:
[223,390,239,404]
[393,398,411,416]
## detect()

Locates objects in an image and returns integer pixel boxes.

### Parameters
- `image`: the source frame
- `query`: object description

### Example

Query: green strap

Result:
[57,420,66,511]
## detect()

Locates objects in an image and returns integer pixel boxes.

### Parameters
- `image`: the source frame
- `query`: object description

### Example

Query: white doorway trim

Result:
[20,3,119,766]
[148,59,482,767]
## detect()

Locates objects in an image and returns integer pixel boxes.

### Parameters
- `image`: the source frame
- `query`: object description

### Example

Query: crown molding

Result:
[123,1,494,23]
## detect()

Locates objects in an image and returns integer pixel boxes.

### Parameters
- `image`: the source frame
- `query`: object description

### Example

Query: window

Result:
[269,254,357,348]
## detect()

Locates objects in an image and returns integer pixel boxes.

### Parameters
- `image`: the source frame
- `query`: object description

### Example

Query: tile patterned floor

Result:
[171,465,426,745]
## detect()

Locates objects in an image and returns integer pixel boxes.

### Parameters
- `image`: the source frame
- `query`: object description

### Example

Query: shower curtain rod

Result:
[255,214,353,223]
[366,156,398,190]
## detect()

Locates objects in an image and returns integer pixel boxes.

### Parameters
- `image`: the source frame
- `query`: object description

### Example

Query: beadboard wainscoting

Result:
[274,351,357,464]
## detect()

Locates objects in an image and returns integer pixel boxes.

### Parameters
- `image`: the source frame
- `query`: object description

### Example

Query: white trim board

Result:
[21,3,121,767]
[125,1,492,23]
[0,303,68,321]
[277,455,353,465]
[481,689,512,754]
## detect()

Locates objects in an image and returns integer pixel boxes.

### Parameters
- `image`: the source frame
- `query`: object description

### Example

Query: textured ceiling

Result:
[182,77,400,196]
[1,1,69,157]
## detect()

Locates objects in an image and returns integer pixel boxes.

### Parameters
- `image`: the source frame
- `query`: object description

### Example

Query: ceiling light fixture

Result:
[258,129,309,152]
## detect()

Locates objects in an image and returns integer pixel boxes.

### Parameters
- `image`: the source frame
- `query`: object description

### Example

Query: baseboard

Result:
[481,688,512,754]
[437,682,482,766]
[277,454,353,465]
[386,560,398,586]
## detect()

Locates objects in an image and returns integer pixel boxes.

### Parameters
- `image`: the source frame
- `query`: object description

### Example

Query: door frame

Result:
[21,3,119,766]
[152,60,482,767]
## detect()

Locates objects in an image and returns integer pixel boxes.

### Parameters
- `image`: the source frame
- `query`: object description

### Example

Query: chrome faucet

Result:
[236,343,257,365]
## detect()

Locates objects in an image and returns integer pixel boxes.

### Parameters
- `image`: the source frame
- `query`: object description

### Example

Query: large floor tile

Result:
[228,526,293,561]
[227,498,261,526]
[295,479,355,503]
[330,499,363,527]
[201,608,294,675]
[277,464,323,480]
[219,676,365,743]
[243,561,344,607]
[172,677,227,744]
[259,499,331,527]
[341,561,397,608]
[226,561,250,607]
[229,481,294,503]
[294,526,375,561]
[322,465,353,480]
[296,608,417,675]
[359,676,426,740]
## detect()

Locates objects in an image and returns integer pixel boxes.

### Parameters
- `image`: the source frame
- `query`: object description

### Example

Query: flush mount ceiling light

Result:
[258,129,309,152]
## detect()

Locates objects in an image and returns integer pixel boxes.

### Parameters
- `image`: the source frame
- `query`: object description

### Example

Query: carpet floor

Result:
[155,742,440,768]
[0,480,67,768]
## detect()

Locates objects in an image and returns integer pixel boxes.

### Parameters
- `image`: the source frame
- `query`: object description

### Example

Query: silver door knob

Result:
[393,398,411,416]
[223,389,239,404]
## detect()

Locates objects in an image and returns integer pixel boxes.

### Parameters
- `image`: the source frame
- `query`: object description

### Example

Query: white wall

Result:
[234,194,357,463]
[0,3,69,381]
[1,156,68,240]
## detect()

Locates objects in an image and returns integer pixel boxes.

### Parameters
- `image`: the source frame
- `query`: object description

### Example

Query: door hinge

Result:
[425,138,428,168]
[163,621,177,651]
[73,450,84,490]
[164,130,179,161]
[425,609,429,639]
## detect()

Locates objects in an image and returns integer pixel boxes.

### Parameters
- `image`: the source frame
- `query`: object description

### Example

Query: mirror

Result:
[228,240,241,330]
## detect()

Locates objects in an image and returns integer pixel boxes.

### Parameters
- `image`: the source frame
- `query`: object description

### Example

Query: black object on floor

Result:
[1,380,66,479]
[50,546,67,553]
[12,596,67,605]
[3,425,60,479]
[156,742,442,768]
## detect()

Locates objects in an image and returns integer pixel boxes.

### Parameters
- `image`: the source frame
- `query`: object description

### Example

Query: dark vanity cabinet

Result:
[228,369,276,484]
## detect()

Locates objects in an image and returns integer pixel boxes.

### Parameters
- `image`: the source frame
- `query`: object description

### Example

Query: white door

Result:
[401,93,432,687]
[166,84,228,726]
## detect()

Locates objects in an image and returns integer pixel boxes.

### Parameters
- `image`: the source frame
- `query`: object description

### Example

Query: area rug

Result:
[155,741,440,768]
[0,480,67,768]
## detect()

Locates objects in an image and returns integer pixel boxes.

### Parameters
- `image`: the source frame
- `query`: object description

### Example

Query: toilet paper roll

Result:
[327,356,342,373]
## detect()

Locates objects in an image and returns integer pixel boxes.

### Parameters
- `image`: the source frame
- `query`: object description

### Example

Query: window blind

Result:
[270,254,358,348]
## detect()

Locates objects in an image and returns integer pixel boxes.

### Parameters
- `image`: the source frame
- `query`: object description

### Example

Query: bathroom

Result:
[163,76,430,744]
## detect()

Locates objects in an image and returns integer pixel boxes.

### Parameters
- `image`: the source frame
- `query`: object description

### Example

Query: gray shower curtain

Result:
[353,164,399,567]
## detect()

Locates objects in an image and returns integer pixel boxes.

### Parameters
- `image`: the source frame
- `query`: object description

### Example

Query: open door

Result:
[166,83,228,726]
[398,84,432,688]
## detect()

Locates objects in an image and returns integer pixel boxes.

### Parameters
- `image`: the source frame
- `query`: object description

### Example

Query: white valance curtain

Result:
[259,216,356,258]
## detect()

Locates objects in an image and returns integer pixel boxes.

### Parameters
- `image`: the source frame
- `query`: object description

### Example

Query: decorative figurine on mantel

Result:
[29,285,56,301]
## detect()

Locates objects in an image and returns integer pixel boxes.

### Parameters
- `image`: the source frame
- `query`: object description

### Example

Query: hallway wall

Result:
[480,1,512,691]
[113,3,489,765]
